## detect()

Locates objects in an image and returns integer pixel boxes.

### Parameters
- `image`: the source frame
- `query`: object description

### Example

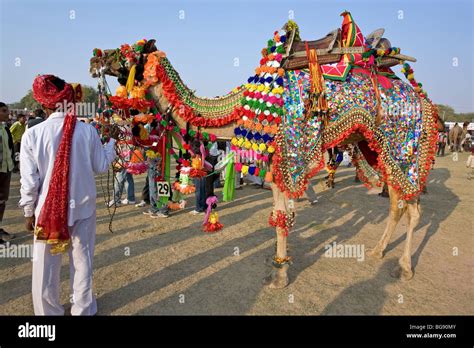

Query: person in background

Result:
[10,113,27,172]
[139,120,169,218]
[0,102,16,244]
[460,122,469,152]
[109,167,136,207]
[108,138,136,207]
[205,140,220,196]
[135,180,150,207]
[466,147,474,180]
[462,131,471,152]
[27,109,46,129]
[189,139,207,215]
[135,120,152,208]
[214,141,226,188]
[436,129,447,157]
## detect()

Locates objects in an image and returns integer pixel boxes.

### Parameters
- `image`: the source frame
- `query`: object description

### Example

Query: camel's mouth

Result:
[89,57,103,78]
[89,39,158,79]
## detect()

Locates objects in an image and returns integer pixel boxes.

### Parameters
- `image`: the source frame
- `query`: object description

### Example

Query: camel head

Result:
[89,39,158,83]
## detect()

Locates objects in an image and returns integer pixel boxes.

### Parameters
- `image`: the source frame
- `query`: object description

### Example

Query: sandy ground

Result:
[0,152,473,315]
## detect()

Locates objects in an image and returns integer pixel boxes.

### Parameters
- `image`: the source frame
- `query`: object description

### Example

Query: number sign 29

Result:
[156,181,171,197]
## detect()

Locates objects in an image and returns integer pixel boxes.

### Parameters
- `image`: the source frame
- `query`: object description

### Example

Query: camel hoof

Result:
[366,248,384,259]
[390,265,413,281]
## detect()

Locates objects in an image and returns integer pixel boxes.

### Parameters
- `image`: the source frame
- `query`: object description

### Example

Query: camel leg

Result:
[263,183,293,289]
[390,198,420,281]
[367,185,406,259]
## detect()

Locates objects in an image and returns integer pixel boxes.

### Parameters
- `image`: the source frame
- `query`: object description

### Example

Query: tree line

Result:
[435,104,474,123]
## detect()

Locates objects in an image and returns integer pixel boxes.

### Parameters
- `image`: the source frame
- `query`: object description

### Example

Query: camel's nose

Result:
[90,69,99,78]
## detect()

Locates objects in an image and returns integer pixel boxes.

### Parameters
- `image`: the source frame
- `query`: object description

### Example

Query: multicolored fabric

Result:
[321,11,370,81]
[324,72,424,186]
[341,11,365,47]
[325,72,377,121]
[280,70,322,185]
[272,66,428,198]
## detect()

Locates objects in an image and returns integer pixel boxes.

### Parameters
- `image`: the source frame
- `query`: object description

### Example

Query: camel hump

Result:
[282,28,343,69]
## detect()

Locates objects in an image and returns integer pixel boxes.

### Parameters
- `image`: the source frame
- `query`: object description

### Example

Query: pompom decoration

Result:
[125,162,148,175]
[168,200,187,211]
[202,196,223,233]
[93,48,103,57]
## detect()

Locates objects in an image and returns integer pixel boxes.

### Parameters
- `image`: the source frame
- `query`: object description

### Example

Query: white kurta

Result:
[19,112,115,222]
[19,112,116,315]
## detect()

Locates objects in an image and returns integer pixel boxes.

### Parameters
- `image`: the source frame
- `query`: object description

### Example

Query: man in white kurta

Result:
[19,110,116,315]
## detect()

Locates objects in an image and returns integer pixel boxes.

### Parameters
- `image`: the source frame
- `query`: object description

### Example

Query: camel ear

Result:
[144,39,157,53]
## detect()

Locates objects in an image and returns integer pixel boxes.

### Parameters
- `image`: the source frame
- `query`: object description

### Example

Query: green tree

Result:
[81,85,98,106]
[8,90,40,111]
[435,104,455,122]
[435,104,473,123]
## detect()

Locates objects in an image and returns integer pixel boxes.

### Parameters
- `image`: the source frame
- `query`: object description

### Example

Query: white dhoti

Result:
[32,214,97,316]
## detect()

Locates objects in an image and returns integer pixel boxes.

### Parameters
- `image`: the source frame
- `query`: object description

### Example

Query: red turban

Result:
[32,74,78,254]
[32,74,75,110]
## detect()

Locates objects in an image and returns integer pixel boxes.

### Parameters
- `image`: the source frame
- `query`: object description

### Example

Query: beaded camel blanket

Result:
[232,16,437,201]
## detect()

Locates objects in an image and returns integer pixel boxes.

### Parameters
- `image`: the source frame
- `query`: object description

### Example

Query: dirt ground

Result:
[0,152,473,315]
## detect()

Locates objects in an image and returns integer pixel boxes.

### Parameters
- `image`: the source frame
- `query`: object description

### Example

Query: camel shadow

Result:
[101,171,384,315]
[96,221,274,314]
[320,259,399,315]
[0,200,272,307]
[284,166,458,314]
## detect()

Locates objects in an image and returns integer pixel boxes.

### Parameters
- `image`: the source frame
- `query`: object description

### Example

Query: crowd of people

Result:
[0,104,50,243]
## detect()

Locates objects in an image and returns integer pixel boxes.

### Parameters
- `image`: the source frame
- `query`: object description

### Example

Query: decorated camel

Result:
[90,12,438,288]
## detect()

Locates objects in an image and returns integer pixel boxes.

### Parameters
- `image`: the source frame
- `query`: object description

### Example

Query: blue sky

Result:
[1,0,473,112]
